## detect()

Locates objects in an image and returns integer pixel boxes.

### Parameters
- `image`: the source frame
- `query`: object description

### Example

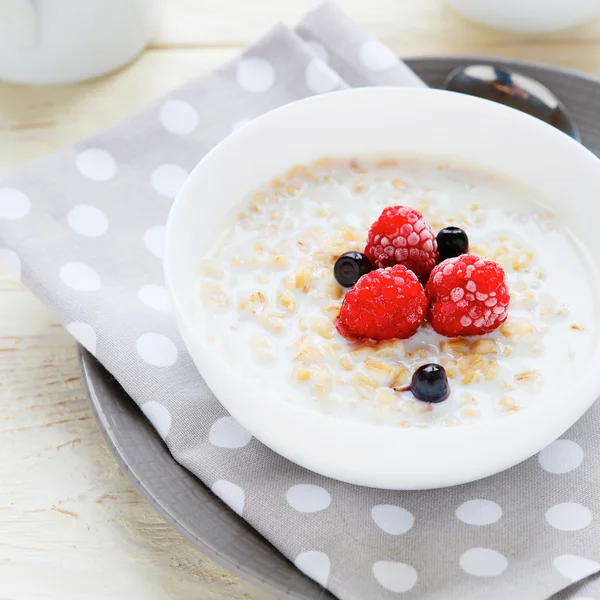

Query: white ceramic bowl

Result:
[165,87,600,490]
[446,0,600,33]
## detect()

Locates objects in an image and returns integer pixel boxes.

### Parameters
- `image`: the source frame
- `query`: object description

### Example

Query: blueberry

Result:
[334,252,373,287]
[410,364,450,403]
[436,227,469,261]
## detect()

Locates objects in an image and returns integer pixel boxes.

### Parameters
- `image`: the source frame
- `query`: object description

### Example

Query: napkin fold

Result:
[1,2,599,598]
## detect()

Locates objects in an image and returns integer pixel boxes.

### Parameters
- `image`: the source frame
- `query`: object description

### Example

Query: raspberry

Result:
[364,205,438,282]
[426,254,510,337]
[336,265,427,341]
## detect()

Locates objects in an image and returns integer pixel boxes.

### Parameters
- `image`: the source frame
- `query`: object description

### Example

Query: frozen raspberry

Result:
[426,254,510,337]
[336,265,427,341]
[364,206,438,282]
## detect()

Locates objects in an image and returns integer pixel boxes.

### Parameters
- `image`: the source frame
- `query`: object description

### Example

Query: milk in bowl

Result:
[195,156,598,428]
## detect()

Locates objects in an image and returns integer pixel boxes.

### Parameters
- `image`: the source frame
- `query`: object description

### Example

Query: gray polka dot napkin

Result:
[0,2,599,598]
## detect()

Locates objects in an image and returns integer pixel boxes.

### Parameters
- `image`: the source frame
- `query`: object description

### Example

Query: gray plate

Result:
[81,56,600,600]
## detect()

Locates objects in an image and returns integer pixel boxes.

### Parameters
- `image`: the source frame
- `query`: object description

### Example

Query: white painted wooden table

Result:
[3,1,600,597]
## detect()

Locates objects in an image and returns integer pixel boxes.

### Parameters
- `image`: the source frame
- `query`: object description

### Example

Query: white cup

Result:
[446,0,600,33]
[0,0,161,85]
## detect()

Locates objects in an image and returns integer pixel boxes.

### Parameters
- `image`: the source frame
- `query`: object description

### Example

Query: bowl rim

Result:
[165,86,600,488]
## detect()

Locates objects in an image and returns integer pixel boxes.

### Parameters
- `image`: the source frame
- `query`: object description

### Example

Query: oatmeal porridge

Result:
[196,156,598,427]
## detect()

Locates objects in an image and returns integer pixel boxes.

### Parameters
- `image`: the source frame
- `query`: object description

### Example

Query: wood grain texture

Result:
[0,266,275,600]
[1,0,599,597]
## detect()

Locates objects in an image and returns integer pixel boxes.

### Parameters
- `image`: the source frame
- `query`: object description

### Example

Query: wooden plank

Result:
[0,283,275,600]
[153,0,600,47]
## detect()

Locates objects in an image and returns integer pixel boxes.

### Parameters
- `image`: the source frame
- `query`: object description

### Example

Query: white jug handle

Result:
[0,0,37,50]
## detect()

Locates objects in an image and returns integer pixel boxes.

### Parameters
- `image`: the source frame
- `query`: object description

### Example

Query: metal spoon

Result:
[445,65,580,142]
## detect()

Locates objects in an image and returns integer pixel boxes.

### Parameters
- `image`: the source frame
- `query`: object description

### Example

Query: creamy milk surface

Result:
[196,157,598,427]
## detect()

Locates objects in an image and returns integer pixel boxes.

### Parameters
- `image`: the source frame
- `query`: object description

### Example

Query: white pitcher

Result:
[0,0,161,85]
[446,0,600,32]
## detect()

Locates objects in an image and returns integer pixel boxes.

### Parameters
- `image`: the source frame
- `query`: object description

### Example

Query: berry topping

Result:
[436,226,469,261]
[334,252,373,287]
[410,364,450,403]
[426,254,510,337]
[336,265,427,341]
[364,205,438,282]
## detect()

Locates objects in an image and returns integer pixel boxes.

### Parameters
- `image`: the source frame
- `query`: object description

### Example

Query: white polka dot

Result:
[144,226,166,259]
[150,164,188,199]
[539,439,584,474]
[305,40,329,63]
[75,148,116,182]
[211,480,245,516]
[460,548,508,577]
[546,502,592,531]
[67,205,108,237]
[159,100,199,135]
[372,561,418,592]
[209,416,252,448]
[305,58,340,93]
[371,504,414,534]
[554,555,600,581]
[0,248,21,281]
[456,500,503,526]
[136,332,178,367]
[286,484,331,513]
[359,40,398,71]
[0,188,30,220]
[294,551,330,587]
[66,322,97,355]
[141,401,172,439]
[236,57,275,92]
[59,262,101,291]
[232,118,253,133]
[138,284,171,313]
